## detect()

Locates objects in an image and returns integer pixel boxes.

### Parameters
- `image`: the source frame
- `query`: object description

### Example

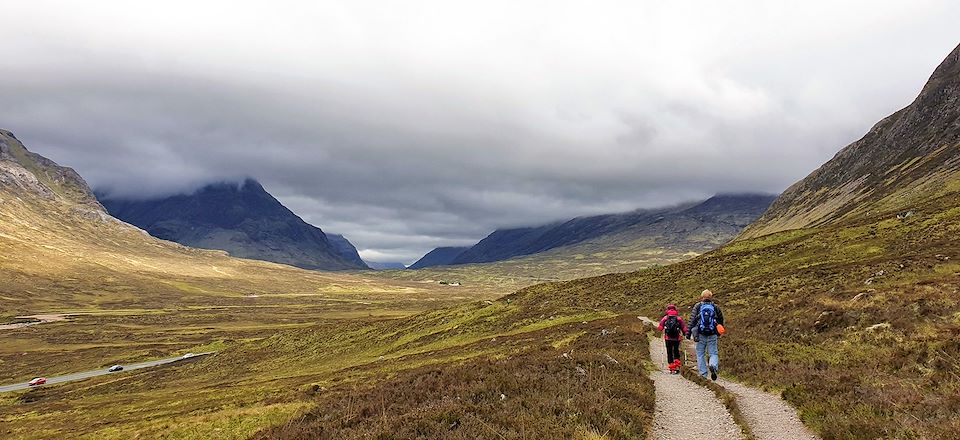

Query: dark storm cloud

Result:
[2,1,959,263]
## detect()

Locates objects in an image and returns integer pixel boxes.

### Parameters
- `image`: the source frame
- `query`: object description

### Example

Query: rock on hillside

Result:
[1,129,102,209]
[450,194,776,265]
[741,42,960,239]
[99,180,369,271]
[408,246,471,269]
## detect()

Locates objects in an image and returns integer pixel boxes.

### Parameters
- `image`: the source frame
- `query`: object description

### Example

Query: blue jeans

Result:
[695,334,719,377]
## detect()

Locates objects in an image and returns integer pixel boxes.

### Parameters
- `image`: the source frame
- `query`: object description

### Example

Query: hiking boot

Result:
[709,366,718,381]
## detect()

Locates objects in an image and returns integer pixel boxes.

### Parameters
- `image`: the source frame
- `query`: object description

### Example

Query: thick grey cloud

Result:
[1,1,958,263]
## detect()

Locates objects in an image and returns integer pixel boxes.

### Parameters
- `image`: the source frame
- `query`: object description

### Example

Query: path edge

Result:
[679,361,757,440]
[639,316,756,440]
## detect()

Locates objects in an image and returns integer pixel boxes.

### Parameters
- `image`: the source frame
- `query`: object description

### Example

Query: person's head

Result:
[701,289,714,301]
[666,304,677,312]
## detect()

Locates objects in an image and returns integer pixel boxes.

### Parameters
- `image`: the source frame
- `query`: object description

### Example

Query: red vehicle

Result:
[28,377,46,386]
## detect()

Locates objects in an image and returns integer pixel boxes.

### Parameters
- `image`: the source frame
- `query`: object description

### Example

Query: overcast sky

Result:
[1,1,958,263]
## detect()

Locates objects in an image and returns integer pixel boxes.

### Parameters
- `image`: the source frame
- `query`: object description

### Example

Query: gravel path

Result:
[716,378,820,440]
[648,335,742,440]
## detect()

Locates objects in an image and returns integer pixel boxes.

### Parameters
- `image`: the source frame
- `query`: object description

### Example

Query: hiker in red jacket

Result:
[658,304,689,374]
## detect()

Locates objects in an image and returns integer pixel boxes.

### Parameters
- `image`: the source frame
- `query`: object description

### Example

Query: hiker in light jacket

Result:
[687,289,725,380]
[658,304,689,374]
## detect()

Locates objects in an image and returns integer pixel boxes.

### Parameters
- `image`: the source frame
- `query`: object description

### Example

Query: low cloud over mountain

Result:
[2,1,958,262]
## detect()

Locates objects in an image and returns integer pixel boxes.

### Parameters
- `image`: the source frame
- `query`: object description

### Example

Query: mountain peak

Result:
[920,41,960,97]
[99,180,369,271]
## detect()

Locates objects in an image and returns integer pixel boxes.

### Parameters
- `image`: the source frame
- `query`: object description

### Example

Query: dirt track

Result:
[648,335,742,439]
[716,378,819,440]
[0,313,69,330]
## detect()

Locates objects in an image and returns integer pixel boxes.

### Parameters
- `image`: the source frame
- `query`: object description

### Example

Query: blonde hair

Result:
[701,289,714,299]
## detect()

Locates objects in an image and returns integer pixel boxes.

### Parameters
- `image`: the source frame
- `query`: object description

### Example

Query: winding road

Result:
[0,352,214,393]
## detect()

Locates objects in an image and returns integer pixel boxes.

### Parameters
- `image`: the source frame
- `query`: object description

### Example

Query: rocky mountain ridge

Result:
[99,179,368,271]
[442,194,776,266]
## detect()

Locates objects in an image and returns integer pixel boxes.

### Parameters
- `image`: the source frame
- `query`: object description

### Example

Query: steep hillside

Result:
[452,194,775,265]
[99,180,368,270]
[407,246,470,269]
[0,129,101,209]
[742,42,960,239]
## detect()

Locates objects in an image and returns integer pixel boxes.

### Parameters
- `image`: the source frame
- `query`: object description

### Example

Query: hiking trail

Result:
[648,333,742,440]
[715,378,819,440]
[641,316,820,440]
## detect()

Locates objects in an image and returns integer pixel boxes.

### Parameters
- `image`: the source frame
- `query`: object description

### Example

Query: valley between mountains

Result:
[1,42,959,440]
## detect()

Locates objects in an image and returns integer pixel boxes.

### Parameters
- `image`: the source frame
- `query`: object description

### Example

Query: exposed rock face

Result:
[408,246,470,269]
[447,194,776,265]
[99,179,369,271]
[741,43,960,239]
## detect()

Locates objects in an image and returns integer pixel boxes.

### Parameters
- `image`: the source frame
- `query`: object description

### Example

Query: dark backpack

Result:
[663,316,681,338]
[698,302,717,335]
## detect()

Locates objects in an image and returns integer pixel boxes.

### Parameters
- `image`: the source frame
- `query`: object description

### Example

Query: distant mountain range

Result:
[411,194,776,269]
[98,180,368,271]
[365,261,407,270]
[408,246,471,269]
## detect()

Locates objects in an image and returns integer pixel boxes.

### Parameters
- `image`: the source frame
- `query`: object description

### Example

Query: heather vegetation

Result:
[255,316,655,439]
